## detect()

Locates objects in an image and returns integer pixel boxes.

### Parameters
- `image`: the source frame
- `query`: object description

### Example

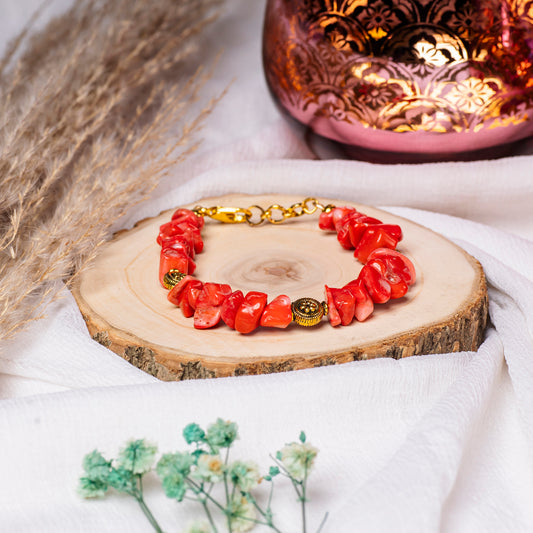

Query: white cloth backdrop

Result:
[1,1,532,532]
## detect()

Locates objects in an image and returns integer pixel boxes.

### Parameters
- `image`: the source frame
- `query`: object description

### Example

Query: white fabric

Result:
[1,1,533,532]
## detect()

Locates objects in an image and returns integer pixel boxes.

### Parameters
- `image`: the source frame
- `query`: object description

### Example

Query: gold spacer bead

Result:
[291,297,324,327]
[163,269,186,290]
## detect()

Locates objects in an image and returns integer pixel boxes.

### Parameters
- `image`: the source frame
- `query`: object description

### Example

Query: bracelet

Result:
[157,198,416,334]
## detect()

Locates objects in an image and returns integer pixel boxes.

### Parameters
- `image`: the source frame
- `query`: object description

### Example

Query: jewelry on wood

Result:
[157,198,416,334]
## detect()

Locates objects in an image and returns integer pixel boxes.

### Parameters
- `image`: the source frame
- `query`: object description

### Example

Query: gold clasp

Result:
[208,206,250,224]
[193,198,334,226]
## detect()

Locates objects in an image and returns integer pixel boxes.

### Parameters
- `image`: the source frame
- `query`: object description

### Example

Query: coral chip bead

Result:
[159,248,195,286]
[173,222,204,254]
[328,287,355,326]
[260,295,293,328]
[221,290,245,329]
[194,306,222,329]
[171,208,204,229]
[235,291,268,334]
[354,226,399,263]
[195,283,232,308]
[167,275,194,305]
[324,285,341,327]
[180,280,203,317]
[336,224,354,250]
[367,258,408,299]
[185,280,204,311]
[332,207,357,231]
[359,264,391,304]
[318,210,334,230]
[344,279,374,322]
[162,235,195,258]
[367,248,416,286]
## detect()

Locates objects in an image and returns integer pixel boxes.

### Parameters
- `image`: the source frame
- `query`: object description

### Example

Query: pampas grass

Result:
[0,0,224,340]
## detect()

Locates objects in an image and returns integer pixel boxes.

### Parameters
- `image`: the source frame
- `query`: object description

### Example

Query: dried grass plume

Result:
[0,0,224,341]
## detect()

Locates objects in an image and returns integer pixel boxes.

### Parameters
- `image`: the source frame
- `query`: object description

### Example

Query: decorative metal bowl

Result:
[263,0,533,161]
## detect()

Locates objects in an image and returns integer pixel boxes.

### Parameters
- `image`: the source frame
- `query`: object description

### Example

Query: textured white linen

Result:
[1,0,533,532]
[1,164,532,533]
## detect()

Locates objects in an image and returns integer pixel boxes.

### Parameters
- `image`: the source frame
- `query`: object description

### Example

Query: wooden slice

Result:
[72,194,488,380]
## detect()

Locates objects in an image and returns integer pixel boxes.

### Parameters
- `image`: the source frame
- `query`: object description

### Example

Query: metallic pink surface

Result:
[262,0,533,159]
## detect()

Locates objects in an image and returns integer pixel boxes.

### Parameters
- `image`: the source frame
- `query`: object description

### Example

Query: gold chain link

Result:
[193,198,335,226]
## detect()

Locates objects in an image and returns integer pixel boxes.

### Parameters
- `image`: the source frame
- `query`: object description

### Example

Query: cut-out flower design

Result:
[358,82,404,110]
[449,4,486,39]
[323,23,354,52]
[447,77,497,113]
[315,92,350,120]
[360,0,401,37]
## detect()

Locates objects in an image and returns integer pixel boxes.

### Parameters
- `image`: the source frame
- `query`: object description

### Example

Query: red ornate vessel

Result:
[262,0,533,161]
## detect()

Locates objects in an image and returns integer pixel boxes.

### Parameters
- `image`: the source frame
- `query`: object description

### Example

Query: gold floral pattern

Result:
[263,0,533,137]
[446,77,498,114]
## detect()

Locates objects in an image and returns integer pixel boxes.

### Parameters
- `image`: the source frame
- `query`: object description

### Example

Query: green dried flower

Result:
[78,475,109,499]
[156,452,195,502]
[279,442,318,482]
[161,471,187,501]
[108,466,137,495]
[157,452,195,477]
[206,418,238,451]
[78,419,325,533]
[228,495,256,533]
[78,450,112,498]
[192,453,225,483]
[183,423,206,445]
[117,439,158,475]
[229,460,261,492]
[82,450,111,480]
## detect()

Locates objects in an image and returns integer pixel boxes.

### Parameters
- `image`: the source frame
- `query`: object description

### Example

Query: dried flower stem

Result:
[0,0,224,341]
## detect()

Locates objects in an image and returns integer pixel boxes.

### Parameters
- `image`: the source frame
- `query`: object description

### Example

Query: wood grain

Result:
[72,194,488,380]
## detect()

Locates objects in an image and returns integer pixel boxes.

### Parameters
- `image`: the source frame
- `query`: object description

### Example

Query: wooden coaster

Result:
[72,194,488,380]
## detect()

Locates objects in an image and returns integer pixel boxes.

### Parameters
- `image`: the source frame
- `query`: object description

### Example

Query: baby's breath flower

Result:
[78,420,324,532]
[229,496,256,532]
[156,452,194,502]
[108,466,137,495]
[183,423,206,445]
[279,441,318,482]
[117,439,158,474]
[78,475,109,498]
[78,450,112,498]
[82,450,111,480]
[206,418,238,451]
[229,460,261,492]
[183,519,212,533]
[161,471,187,501]
[192,453,225,483]
[157,452,195,477]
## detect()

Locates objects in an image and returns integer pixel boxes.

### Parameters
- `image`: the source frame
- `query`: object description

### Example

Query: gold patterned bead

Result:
[291,297,324,327]
[163,269,186,289]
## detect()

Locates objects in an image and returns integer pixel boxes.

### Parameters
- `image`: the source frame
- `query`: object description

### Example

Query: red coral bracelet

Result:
[157,198,416,334]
